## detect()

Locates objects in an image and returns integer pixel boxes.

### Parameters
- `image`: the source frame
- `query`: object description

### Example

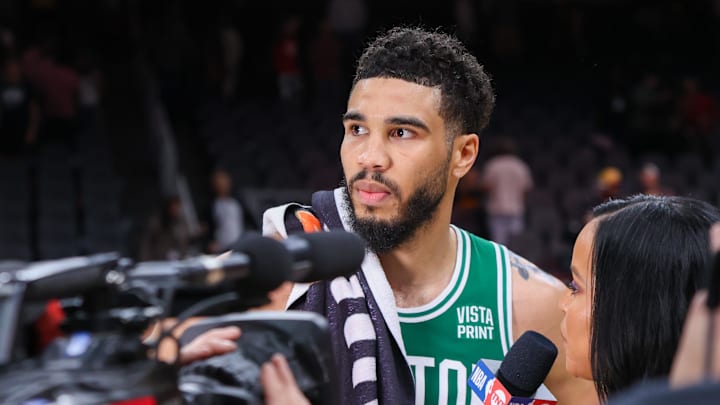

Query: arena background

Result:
[0,0,717,280]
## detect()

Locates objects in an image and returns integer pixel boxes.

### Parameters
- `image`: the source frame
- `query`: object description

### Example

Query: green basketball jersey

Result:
[398,226,513,405]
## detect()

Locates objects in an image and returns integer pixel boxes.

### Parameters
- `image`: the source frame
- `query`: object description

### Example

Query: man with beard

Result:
[184,27,596,405]
[263,26,595,405]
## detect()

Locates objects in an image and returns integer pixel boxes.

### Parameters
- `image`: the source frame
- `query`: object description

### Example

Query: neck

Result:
[379,200,458,308]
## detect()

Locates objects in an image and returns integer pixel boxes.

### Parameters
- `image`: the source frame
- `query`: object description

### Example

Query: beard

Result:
[342,162,449,254]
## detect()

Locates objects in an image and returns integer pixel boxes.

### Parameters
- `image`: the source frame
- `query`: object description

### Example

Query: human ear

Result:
[451,133,479,178]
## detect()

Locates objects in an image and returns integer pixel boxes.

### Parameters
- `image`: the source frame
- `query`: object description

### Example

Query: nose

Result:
[559,289,570,312]
[357,134,390,171]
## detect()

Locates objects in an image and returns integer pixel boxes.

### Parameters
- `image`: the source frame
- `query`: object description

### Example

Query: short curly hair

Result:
[354,26,495,137]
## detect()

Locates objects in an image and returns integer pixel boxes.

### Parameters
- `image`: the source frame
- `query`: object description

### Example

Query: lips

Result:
[359,190,389,202]
[354,180,392,205]
[354,180,390,193]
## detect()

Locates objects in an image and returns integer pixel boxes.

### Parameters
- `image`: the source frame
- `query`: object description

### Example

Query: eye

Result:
[390,127,415,139]
[566,280,580,295]
[348,124,368,136]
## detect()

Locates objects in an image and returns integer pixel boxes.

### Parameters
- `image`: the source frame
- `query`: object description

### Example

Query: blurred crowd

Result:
[0,29,102,157]
[0,0,717,275]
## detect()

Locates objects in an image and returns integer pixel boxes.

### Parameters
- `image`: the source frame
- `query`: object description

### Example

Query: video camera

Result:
[0,231,365,404]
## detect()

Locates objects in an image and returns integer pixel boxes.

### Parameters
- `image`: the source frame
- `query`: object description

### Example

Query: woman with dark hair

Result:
[560,194,720,402]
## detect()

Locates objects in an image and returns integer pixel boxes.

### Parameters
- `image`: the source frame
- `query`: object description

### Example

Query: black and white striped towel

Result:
[263,189,415,405]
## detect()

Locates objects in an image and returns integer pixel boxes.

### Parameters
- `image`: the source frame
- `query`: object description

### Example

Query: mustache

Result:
[348,170,401,197]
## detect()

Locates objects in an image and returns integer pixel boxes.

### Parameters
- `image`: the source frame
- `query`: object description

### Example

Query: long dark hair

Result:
[589,195,720,401]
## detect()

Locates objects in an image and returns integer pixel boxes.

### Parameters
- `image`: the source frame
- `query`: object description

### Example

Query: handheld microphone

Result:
[129,231,366,291]
[468,331,558,405]
[282,230,366,282]
[173,230,366,286]
[130,234,293,293]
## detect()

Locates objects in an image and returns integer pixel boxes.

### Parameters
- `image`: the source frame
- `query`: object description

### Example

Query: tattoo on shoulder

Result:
[508,252,558,284]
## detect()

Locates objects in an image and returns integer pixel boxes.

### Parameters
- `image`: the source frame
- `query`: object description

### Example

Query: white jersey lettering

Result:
[408,355,435,405]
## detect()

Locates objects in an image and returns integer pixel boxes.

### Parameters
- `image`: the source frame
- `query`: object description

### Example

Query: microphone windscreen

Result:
[496,330,558,397]
[295,231,365,282]
[235,234,292,292]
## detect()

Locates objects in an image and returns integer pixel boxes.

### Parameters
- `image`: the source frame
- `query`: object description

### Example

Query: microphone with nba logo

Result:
[468,331,558,405]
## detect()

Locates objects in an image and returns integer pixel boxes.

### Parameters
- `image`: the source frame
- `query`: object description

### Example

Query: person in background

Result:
[637,162,674,196]
[75,50,102,129]
[141,196,198,261]
[207,169,243,253]
[452,166,489,237]
[560,195,720,403]
[0,57,39,156]
[627,73,673,157]
[676,77,718,163]
[36,45,80,149]
[575,166,624,226]
[272,16,303,104]
[326,0,367,91]
[595,166,623,202]
[309,18,342,104]
[481,136,533,245]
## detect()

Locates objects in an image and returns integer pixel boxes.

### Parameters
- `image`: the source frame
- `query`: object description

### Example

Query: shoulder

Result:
[508,251,565,291]
[505,250,566,366]
[508,250,566,330]
[461,233,559,297]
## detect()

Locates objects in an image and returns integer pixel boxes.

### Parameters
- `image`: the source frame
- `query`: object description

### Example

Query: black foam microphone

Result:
[130,231,365,292]
[496,331,558,398]
[283,231,366,282]
[131,234,293,293]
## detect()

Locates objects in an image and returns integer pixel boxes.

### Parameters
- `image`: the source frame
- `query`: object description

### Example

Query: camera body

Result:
[0,253,336,404]
[180,311,336,405]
